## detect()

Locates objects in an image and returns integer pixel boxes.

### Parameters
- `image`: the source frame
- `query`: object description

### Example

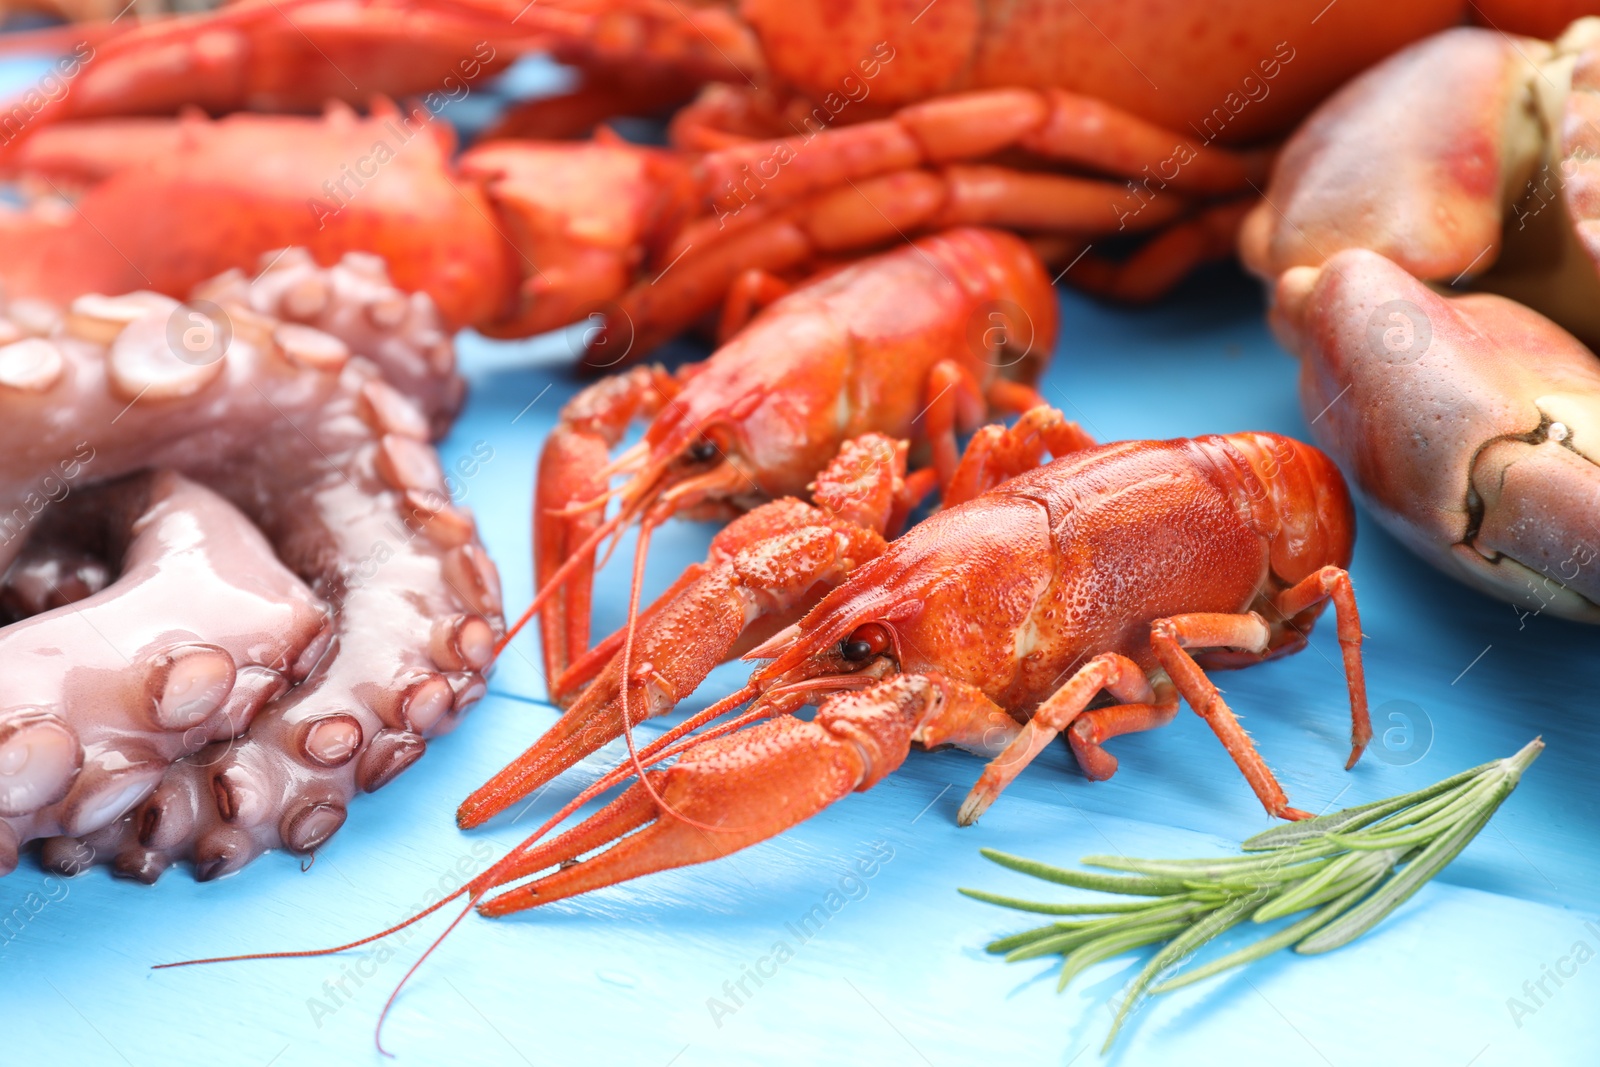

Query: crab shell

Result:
[1242,19,1600,621]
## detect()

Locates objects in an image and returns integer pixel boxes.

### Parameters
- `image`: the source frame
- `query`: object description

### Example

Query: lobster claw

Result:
[1274,248,1600,620]
[477,676,933,915]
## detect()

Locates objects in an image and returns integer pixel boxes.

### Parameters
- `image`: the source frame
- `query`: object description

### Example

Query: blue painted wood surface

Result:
[2,261,1596,1067]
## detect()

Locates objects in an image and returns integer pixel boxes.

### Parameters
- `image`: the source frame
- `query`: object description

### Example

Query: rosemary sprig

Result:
[960,738,1543,1052]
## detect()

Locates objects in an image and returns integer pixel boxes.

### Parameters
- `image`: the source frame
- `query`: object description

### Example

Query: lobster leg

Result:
[476,675,934,915]
[464,436,906,829]
[1066,198,1258,302]
[956,653,1155,825]
[0,0,756,138]
[699,88,1267,216]
[1148,612,1313,821]
[480,62,705,142]
[605,167,1183,363]
[585,214,814,363]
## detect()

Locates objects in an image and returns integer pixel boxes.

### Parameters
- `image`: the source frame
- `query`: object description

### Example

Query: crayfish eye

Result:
[839,622,890,662]
[686,437,719,463]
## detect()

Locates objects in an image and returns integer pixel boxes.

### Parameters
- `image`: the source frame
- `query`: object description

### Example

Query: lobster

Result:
[499,226,1057,727]
[1241,17,1600,621]
[2,0,1473,141]
[0,0,752,125]
[0,97,1261,357]
[0,0,1483,356]
[454,407,1372,915]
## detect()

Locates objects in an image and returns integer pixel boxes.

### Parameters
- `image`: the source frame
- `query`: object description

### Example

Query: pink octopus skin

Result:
[0,471,331,873]
[0,250,503,881]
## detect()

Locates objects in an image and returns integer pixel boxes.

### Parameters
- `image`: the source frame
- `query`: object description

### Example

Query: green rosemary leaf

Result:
[966,738,1543,1051]
[1298,740,1543,954]
[1239,759,1492,851]
[1006,899,1215,962]
[1084,839,1337,879]
[1055,921,1192,993]
[979,849,1188,895]
[1103,891,1264,1049]
[1252,847,1406,923]
[1324,776,1500,852]
[957,887,1169,916]
[985,921,1085,955]
[1151,867,1386,995]
[1356,777,1482,834]
[1008,924,1123,963]
[1298,793,1504,949]
[1207,855,1335,890]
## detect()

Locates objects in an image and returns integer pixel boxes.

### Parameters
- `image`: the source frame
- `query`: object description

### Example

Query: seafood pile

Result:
[0,0,1588,913]
[0,250,501,881]
[520,226,1055,706]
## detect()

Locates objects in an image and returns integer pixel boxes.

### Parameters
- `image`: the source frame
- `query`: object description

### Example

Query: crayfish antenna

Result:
[151,890,473,970]
[154,672,770,1052]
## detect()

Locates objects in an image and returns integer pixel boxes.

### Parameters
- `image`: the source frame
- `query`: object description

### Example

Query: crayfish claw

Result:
[478,677,931,916]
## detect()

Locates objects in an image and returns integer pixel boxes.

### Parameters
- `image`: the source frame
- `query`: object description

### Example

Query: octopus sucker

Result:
[0,250,502,881]
[191,248,464,434]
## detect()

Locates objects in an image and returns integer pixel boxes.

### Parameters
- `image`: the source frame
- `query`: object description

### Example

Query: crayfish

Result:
[461,408,1372,914]
[485,225,1058,776]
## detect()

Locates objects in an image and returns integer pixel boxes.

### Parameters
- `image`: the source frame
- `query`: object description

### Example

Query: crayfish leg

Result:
[956,652,1153,826]
[1149,612,1314,821]
[1271,566,1372,770]
[1065,678,1181,782]
[716,268,794,342]
[943,404,1097,506]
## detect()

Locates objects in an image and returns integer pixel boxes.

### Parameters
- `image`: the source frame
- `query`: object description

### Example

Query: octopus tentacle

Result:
[106,354,502,882]
[0,470,329,876]
[191,247,464,434]
[0,252,502,881]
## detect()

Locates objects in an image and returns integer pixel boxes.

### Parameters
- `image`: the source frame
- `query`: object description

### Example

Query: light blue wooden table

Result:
[0,51,1596,1067]
[2,265,1595,1067]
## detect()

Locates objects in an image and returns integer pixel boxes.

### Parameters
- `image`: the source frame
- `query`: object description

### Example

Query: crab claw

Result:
[477,675,933,915]
[460,435,906,829]
[0,104,513,328]
[1239,19,1600,348]
[1274,247,1600,620]
[1239,26,1540,285]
